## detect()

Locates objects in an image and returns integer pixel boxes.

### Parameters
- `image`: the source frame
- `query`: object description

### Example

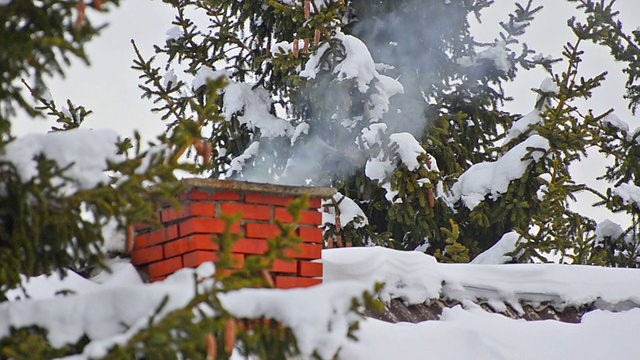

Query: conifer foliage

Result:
[3,0,640,358]
[142,0,640,266]
[0,0,186,297]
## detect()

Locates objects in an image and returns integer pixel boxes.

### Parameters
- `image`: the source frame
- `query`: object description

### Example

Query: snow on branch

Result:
[362,125,437,203]
[458,41,511,73]
[225,141,260,178]
[447,135,550,210]
[471,231,522,264]
[300,30,404,123]
[322,193,369,229]
[223,81,293,139]
[613,183,640,209]
[1,129,120,195]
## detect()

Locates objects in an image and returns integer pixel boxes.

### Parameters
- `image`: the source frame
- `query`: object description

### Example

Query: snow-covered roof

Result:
[2,247,640,359]
[323,247,640,311]
[323,247,640,359]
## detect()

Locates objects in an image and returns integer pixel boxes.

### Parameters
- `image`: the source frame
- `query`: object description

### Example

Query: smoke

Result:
[349,0,471,135]
[229,1,484,187]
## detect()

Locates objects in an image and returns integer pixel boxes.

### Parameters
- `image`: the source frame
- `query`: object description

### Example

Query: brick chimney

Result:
[131,179,334,289]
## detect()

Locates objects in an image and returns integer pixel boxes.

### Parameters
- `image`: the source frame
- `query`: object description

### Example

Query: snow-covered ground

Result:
[328,248,640,360]
[2,247,639,359]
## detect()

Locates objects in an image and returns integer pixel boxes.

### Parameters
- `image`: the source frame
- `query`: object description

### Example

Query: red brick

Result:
[271,259,297,273]
[274,276,322,289]
[165,224,179,241]
[299,226,324,243]
[183,251,244,269]
[164,234,219,258]
[133,234,149,250]
[232,238,269,254]
[180,188,210,201]
[308,197,322,209]
[147,225,180,246]
[298,261,323,277]
[245,223,281,239]
[134,222,152,231]
[245,193,295,207]
[160,207,179,223]
[179,217,239,236]
[274,208,322,225]
[147,228,167,246]
[285,243,322,259]
[161,203,216,222]
[131,245,164,265]
[148,256,183,278]
[210,191,242,201]
[183,250,216,268]
[222,203,271,221]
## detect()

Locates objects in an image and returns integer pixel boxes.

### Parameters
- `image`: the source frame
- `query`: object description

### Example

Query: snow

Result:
[3,6,640,357]
[165,26,183,41]
[163,68,177,88]
[225,141,260,178]
[458,41,511,73]
[192,66,226,91]
[361,125,436,202]
[220,282,373,359]
[2,244,640,359]
[42,87,54,103]
[447,135,550,210]
[365,156,398,202]
[389,132,425,171]
[275,0,330,13]
[613,182,640,209]
[0,262,195,356]
[369,73,404,122]
[300,30,403,122]
[96,218,127,253]
[332,32,376,93]
[341,307,640,360]
[602,113,630,133]
[323,246,640,309]
[290,122,309,145]
[299,42,330,80]
[1,128,120,195]
[0,260,372,360]
[270,39,306,55]
[595,219,624,243]
[223,82,293,139]
[539,77,559,94]
[322,193,369,229]
[359,123,388,149]
[471,231,522,264]
[503,109,543,143]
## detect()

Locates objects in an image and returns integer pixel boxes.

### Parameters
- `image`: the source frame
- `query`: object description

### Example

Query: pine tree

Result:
[141,0,549,256]
[0,3,374,358]
[3,0,640,357]
[142,0,640,266]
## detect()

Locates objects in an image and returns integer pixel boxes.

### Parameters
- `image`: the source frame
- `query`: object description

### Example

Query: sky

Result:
[10,0,640,223]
